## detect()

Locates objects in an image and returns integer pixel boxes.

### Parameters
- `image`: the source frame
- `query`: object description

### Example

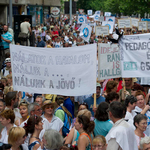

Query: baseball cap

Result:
[96,82,101,87]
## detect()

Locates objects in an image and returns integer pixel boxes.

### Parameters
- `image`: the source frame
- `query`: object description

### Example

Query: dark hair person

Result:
[94,102,113,137]
[74,112,95,150]
[24,115,43,150]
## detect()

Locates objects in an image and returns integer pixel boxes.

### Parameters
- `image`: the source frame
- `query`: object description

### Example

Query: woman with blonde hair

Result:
[15,99,29,126]
[92,135,107,150]
[8,126,27,150]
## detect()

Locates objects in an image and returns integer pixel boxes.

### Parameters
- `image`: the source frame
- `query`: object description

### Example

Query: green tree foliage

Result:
[77,0,150,17]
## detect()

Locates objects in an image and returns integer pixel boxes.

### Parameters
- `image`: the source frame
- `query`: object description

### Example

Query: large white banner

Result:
[98,43,121,80]
[119,33,150,77]
[10,44,97,96]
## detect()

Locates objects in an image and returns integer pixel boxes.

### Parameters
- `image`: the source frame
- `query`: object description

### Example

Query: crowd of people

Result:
[0,15,150,150]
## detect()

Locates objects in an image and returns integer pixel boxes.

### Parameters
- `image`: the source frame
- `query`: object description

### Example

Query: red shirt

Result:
[52,30,59,41]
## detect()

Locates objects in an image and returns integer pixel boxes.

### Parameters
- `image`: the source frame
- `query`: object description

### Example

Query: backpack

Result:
[55,106,72,137]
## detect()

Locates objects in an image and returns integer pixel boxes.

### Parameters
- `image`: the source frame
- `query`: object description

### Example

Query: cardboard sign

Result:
[95,26,109,36]
[138,21,148,31]
[102,21,114,34]
[118,19,131,28]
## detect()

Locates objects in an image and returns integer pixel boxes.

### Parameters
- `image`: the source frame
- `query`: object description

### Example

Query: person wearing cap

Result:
[68,41,72,47]
[0,58,11,79]
[36,36,46,47]
[84,83,105,116]
[41,100,64,135]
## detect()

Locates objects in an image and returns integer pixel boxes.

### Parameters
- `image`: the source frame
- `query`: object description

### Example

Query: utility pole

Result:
[9,0,12,28]
[69,0,72,24]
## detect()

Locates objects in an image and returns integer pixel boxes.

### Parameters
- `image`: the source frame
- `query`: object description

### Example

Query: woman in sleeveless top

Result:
[0,109,16,144]
[24,115,44,150]
[8,126,27,150]
[74,111,95,150]
[15,99,29,126]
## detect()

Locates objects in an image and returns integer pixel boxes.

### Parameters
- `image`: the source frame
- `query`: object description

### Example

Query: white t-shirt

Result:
[20,22,30,34]
[46,35,51,41]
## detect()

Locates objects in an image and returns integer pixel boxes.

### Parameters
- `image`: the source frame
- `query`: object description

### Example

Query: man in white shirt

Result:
[106,101,138,150]
[124,95,137,129]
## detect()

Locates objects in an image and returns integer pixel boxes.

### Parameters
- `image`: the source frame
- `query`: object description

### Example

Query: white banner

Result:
[79,23,92,42]
[98,43,121,80]
[95,26,109,36]
[118,19,131,28]
[131,18,139,27]
[138,21,148,31]
[78,15,86,24]
[94,14,100,21]
[105,12,111,16]
[105,16,115,25]
[102,21,114,34]
[87,10,92,15]
[119,33,150,77]
[10,44,97,96]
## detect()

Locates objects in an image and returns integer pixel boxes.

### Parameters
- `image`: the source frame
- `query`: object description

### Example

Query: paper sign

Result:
[78,15,86,24]
[105,16,115,25]
[98,43,121,80]
[147,21,150,29]
[102,21,114,34]
[131,18,139,27]
[118,19,131,28]
[94,14,100,21]
[95,26,109,36]
[87,10,92,15]
[138,21,148,31]
[10,44,97,96]
[99,16,104,22]
[105,12,111,16]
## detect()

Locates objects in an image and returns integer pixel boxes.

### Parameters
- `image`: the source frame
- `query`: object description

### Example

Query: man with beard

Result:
[4,91,21,121]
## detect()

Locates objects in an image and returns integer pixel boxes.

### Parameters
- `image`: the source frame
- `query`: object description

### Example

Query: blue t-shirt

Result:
[84,96,105,116]
[37,40,45,47]
[94,119,113,137]
[1,32,12,49]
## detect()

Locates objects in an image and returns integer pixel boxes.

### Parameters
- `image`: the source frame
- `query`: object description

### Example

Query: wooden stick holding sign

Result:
[94,93,96,107]
[121,78,126,101]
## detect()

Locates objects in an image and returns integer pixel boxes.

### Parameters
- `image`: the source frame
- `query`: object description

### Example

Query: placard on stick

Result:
[95,26,109,36]
[138,21,148,31]
[118,19,131,28]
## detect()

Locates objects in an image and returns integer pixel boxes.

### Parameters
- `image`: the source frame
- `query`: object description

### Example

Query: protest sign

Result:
[105,16,115,25]
[99,16,104,22]
[10,44,97,96]
[141,19,150,22]
[118,19,131,28]
[102,21,114,34]
[131,18,139,27]
[95,26,109,36]
[94,14,100,21]
[78,15,86,24]
[148,21,150,29]
[119,33,150,77]
[79,23,92,42]
[104,12,111,16]
[138,21,148,31]
[87,10,92,15]
[79,9,84,14]
[95,11,101,16]
[98,43,121,80]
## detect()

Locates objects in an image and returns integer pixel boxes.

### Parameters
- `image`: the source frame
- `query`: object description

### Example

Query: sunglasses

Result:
[131,89,136,91]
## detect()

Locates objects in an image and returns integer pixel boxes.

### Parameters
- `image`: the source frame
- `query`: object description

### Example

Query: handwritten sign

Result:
[95,26,109,36]
[131,18,139,27]
[10,44,97,96]
[138,21,148,31]
[98,43,121,80]
[118,19,131,28]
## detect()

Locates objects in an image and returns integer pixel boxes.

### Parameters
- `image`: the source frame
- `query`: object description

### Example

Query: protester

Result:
[106,101,138,150]
[134,114,148,148]
[140,136,150,150]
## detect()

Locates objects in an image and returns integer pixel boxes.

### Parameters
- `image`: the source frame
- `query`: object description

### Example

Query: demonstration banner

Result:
[104,12,111,16]
[94,14,100,21]
[78,15,86,24]
[138,21,148,31]
[102,21,114,34]
[131,18,139,27]
[118,19,131,28]
[10,44,97,96]
[87,10,92,15]
[119,33,150,77]
[79,23,92,42]
[98,43,121,80]
[105,16,115,25]
[95,26,109,36]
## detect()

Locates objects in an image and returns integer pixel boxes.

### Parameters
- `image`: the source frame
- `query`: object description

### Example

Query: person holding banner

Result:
[84,83,105,116]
